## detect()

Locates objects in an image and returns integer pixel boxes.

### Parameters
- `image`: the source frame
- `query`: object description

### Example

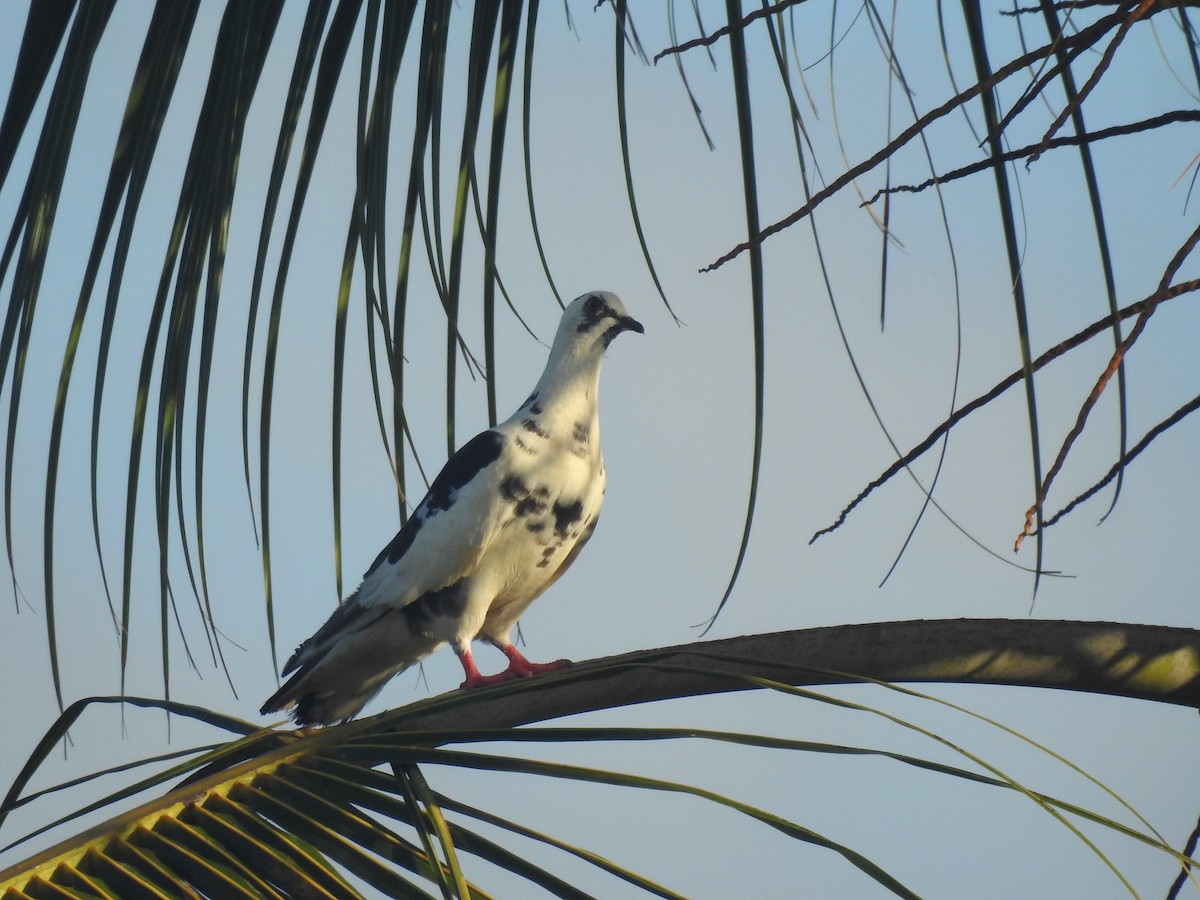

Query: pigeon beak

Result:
[619,315,644,335]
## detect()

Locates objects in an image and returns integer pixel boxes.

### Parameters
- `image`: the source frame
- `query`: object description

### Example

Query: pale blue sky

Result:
[2,3,1199,897]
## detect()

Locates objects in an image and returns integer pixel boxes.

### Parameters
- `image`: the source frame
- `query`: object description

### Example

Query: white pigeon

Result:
[261,291,642,726]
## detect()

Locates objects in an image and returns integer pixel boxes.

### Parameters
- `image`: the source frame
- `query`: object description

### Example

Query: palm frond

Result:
[4,619,1199,898]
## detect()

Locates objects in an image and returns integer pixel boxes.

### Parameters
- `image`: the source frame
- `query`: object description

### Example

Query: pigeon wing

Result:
[279,429,514,675]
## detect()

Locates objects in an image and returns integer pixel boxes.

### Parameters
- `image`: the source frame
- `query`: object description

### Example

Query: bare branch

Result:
[652,0,810,63]
[812,279,1200,543]
[862,111,1200,205]
[1040,393,1200,530]
[702,7,1133,272]
[1015,223,1200,550]
[1026,0,1158,165]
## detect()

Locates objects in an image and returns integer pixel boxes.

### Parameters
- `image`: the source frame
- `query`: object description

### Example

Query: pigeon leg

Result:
[458,647,523,689]
[458,648,504,689]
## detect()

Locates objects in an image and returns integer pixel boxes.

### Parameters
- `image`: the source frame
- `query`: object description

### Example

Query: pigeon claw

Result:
[460,669,519,689]
[510,657,570,677]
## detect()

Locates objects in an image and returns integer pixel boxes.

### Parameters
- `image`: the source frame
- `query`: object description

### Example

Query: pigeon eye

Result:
[584,295,604,315]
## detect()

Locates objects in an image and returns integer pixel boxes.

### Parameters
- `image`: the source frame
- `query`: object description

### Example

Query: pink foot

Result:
[499,643,570,677]
[457,646,571,689]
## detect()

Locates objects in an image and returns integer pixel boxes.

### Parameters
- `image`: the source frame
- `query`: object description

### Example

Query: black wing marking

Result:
[363,429,505,577]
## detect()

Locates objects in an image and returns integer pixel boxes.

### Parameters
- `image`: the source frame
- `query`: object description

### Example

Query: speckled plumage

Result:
[260,291,642,726]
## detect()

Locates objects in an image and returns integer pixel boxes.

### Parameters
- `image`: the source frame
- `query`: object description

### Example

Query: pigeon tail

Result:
[260,606,442,726]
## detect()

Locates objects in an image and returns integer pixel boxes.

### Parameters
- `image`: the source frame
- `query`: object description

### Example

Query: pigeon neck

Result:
[526,345,605,423]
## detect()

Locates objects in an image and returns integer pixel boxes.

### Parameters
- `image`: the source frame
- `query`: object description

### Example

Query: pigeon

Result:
[261,291,642,726]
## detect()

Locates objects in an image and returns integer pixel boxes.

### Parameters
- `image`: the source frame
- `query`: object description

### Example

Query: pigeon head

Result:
[561,291,643,350]
[530,291,641,405]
